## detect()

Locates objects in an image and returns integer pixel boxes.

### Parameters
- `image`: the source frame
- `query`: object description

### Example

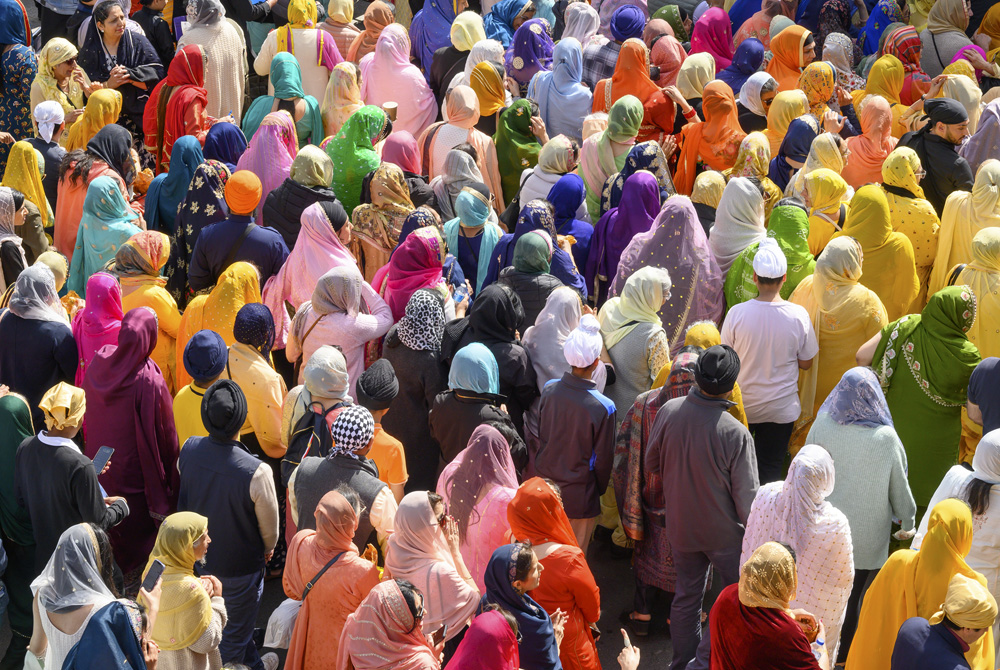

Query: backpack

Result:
[280,400,346,487]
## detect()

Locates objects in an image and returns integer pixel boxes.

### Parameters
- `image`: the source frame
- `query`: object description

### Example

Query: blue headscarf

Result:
[527,37,593,142]
[479,544,560,670]
[410,0,459,75]
[203,122,248,172]
[727,0,761,39]
[817,366,893,428]
[858,0,904,55]
[600,141,674,214]
[548,173,586,232]
[0,0,29,47]
[767,117,819,191]
[61,601,147,670]
[444,187,501,293]
[67,176,142,297]
[233,302,276,359]
[145,136,204,234]
[448,342,500,394]
[716,38,765,94]
[609,4,646,42]
[484,0,531,47]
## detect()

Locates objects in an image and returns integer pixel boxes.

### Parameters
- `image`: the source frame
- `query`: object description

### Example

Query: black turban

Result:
[356,359,399,411]
[201,379,248,441]
[925,98,968,125]
[695,345,741,395]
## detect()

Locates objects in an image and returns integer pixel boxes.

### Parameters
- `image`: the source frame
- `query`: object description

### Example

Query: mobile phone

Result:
[141,559,165,592]
[432,623,448,646]
[92,446,114,474]
[649,65,661,80]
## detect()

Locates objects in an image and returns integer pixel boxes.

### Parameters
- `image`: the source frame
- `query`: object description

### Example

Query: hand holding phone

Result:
[142,559,165,593]
[92,446,114,475]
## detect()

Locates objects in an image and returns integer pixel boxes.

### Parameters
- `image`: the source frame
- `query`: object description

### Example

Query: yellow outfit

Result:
[690,170,726,208]
[2,141,51,226]
[762,90,808,157]
[173,381,210,448]
[226,342,287,459]
[851,55,908,139]
[804,168,851,257]
[787,132,847,202]
[845,499,995,670]
[122,283,181,395]
[881,148,940,311]
[929,160,1000,296]
[831,184,919,321]
[65,89,123,152]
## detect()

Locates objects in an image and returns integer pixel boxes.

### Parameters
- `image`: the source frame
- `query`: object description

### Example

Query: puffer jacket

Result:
[497,267,563,329]
[262,178,339,250]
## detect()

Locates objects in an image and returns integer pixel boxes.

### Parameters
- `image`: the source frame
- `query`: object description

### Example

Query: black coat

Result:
[497,267,563,329]
[899,129,974,217]
[263,178,340,250]
[428,389,523,472]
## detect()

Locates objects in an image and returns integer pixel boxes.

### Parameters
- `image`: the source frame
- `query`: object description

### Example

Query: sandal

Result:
[618,610,651,637]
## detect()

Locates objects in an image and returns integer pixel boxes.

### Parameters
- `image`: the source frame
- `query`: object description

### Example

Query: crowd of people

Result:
[1,0,1000,666]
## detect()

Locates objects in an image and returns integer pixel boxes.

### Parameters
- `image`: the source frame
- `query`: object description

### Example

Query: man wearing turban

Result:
[899,96,975,216]
[172,329,229,447]
[356,358,407,503]
[582,4,647,88]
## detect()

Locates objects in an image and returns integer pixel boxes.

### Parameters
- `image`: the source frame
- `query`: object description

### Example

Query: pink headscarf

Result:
[359,24,438,138]
[71,272,123,387]
[261,201,359,348]
[446,610,520,670]
[651,34,687,86]
[382,131,422,175]
[377,227,446,321]
[235,111,298,225]
[689,7,734,69]
[843,95,898,189]
[951,44,989,79]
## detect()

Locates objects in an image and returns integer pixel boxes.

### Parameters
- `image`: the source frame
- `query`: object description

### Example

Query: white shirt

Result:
[721,297,819,424]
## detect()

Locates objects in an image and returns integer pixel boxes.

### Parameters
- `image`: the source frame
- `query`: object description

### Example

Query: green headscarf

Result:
[241,53,325,147]
[723,241,761,310]
[580,94,644,221]
[767,204,815,299]
[494,99,542,205]
[512,230,551,274]
[0,393,34,547]
[606,94,645,143]
[653,5,688,41]
[325,105,389,215]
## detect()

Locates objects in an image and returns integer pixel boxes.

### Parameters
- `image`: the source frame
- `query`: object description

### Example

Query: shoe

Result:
[261,652,279,670]
[618,610,650,637]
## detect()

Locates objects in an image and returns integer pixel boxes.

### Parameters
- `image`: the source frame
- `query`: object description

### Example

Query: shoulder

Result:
[586,388,616,416]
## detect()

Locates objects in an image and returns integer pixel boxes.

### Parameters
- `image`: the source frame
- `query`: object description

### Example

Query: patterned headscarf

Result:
[817,366,893,428]
[233,302,276,359]
[328,404,376,459]
[397,289,446,352]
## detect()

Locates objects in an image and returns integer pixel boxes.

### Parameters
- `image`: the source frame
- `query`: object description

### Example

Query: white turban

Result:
[564,314,603,368]
[753,237,787,279]
[34,101,65,143]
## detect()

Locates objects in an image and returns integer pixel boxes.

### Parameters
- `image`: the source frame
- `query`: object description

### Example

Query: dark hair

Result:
[776,541,797,564]
[453,142,479,163]
[90,524,121,597]
[94,0,122,24]
[396,578,422,629]
[427,492,444,511]
[335,484,362,515]
[60,149,94,186]
[803,34,815,48]
[966,479,993,517]
[485,419,528,473]
[942,615,962,631]
[744,175,766,199]
[774,197,807,214]
[677,344,703,357]
[510,541,535,584]
[528,99,540,119]
[483,603,521,639]
[541,478,562,498]
[756,274,784,287]
[9,188,24,211]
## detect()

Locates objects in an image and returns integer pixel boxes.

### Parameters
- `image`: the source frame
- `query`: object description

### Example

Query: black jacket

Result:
[497,267,563,329]
[262,178,339,250]
[899,129,974,217]
[428,389,525,471]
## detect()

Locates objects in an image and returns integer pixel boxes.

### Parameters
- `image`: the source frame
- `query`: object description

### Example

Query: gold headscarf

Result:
[65,89,123,153]
[38,382,85,430]
[2,141,51,225]
[35,251,68,292]
[684,320,722,348]
[927,0,969,35]
[322,62,363,137]
[690,170,726,208]
[33,38,87,114]
[326,0,352,23]
[470,61,505,117]
[738,541,797,610]
[676,52,716,101]
[882,147,925,199]
[930,573,999,629]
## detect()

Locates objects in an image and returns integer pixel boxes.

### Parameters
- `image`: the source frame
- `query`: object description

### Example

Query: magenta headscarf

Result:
[689,7,734,69]
[377,227,446,321]
[951,44,989,79]
[235,111,298,225]
[71,272,123,387]
[382,131,422,175]
[359,24,437,138]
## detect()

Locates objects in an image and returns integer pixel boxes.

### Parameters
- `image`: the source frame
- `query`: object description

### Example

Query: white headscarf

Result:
[449,38,505,93]
[186,0,225,25]
[522,286,582,390]
[33,101,65,144]
[32,524,116,614]
[8,263,66,324]
[739,72,778,118]
[563,1,602,46]
[709,176,766,273]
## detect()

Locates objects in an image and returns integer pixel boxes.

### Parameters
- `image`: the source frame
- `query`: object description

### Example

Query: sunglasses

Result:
[436,503,450,526]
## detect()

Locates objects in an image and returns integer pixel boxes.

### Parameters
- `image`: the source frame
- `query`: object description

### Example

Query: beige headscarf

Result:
[929,573,999,629]
[927,0,969,34]
[738,541,797,610]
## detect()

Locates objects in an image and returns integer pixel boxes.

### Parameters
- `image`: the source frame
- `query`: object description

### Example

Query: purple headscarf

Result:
[504,18,554,85]
[609,4,647,41]
[816,366,894,428]
[716,38,765,95]
[960,99,1000,175]
[610,195,724,354]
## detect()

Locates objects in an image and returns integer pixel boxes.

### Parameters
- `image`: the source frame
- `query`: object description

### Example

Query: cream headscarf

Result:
[929,574,999,629]
[709,176,766,273]
[691,170,726,208]
[676,52,716,100]
[598,266,671,348]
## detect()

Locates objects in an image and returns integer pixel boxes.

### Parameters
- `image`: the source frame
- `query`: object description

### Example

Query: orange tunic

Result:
[531,545,601,670]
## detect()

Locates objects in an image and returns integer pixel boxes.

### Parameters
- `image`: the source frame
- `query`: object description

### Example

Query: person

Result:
[142,512,228,670]
[723,133,782,218]
[830,185,919,322]
[767,26,816,91]
[846,499,994,670]
[432,148,493,223]
[0,0,35,175]
[731,0,788,48]
[173,329,228,446]
[448,608,521,670]
[674,82,747,196]
[802,168,851,257]
[142,45,212,175]
[356,359,408,501]
[321,61,363,138]
[581,4,643,89]
[786,131,849,204]
[534,315,615,551]
[689,7,733,68]
[243,54,325,148]
[484,0,535,47]
[740,445,853,659]
[722,238,818,484]
[359,25,436,139]
[261,146,338,251]
[145,135,204,235]
[736,72,777,133]
[289,405,397,549]
[930,160,1000,297]
[577,95,643,221]
[690,171,725,235]
[346,0,394,63]
[424,12,485,103]
[175,0,248,120]
[899,97,974,217]
[377,131,437,209]
[546,174,591,270]
[71,272,123,387]
[132,0,173,67]
[0,266,76,429]
[842,95,898,189]
[352,163,417,280]
[504,19,554,99]
[187,171,289,293]
[253,0,340,105]
[824,32,865,92]
[761,89,808,157]
[960,101,1000,176]
[881,147,941,309]
[2,143,52,259]
[881,26,931,104]
[320,0,361,63]
[0,187,27,290]
[789,239,889,442]
[325,105,391,217]
[66,177,142,298]
[528,39,593,144]
[920,0,979,77]
[26,101,67,212]
[235,111,299,226]
[709,176,766,275]
[494,100,546,205]
[283,489,380,670]
[644,344,758,670]
[496,231,566,327]
[203,122,248,172]
[29,38,92,138]
[83,308,179,584]
[0,389,33,664]
[371,225,449,323]
[508,478,601,670]
[892,574,998,670]
[479,543,567,670]
[337,579,442,670]
[178,379,279,670]
[710,542,830,670]
[767,117,820,194]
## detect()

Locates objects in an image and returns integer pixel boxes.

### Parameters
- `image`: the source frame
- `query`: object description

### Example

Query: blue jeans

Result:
[219,570,265,670]
[669,545,742,670]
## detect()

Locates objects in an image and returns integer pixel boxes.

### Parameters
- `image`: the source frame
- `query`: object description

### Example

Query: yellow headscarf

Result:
[797,61,836,120]
[930,574,999,630]
[33,38,87,114]
[327,0,353,23]
[470,61,506,117]
[684,320,722,348]
[65,89,123,153]
[203,262,262,346]
[737,542,797,610]
[762,89,808,157]
[38,382,85,430]
[278,0,328,63]
[691,170,726,208]
[978,4,1000,52]
[854,55,904,106]
[956,227,1000,359]
[675,52,715,101]
[788,132,846,200]
[882,146,925,198]
[938,73,982,132]
[451,11,486,51]
[2,141,51,225]
[35,251,68,292]
[598,266,670,349]
[942,58,977,81]
[322,62,363,137]
[141,512,213,652]
[805,167,849,214]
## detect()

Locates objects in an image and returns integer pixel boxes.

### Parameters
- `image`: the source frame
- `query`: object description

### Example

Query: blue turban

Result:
[610,4,646,42]
[234,303,276,359]
[183,330,228,384]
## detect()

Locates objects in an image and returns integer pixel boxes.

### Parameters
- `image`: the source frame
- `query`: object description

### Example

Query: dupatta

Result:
[378,226,446,322]
[142,44,208,174]
[504,19,554,87]
[843,95,897,189]
[709,176,766,273]
[359,24,437,138]
[957,228,1000,359]
[235,111,298,224]
[71,271,123,387]
[65,89,123,152]
[494,100,542,204]
[67,176,141,297]
[144,136,204,234]
[689,7,734,69]
[528,37,593,142]
[577,95,643,219]
[242,53,325,146]
[325,105,388,216]
[2,141,51,226]
[674,81,746,195]
[592,38,660,114]
[717,39,765,94]
[766,25,811,91]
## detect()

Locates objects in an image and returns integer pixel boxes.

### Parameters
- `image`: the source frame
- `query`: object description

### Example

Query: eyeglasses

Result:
[915,169,927,179]
[414,604,425,619]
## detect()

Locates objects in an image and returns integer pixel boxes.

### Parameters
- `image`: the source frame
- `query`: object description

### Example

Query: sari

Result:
[761,89,808,158]
[67,176,141,298]
[360,25,437,138]
[352,162,416,280]
[528,38,593,143]
[144,136,204,234]
[883,26,931,104]
[592,39,659,114]
[612,196,724,353]
[859,0,905,55]
[675,81,747,195]
[324,105,389,216]
[845,499,993,670]
[346,0,393,63]
[235,110,299,224]
[495,100,543,203]
[723,132,782,216]
[577,94,644,221]
[505,19,554,92]
[709,176,766,274]
[717,39,765,95]
[483,0,532,47]
[437,425,519,593]
[852,55,907,139]
[871,287,980,506]
[71,272,123,387]
[243,53,325,148]
[65,89,123,152]
[142,44,209,175]
[322,62,362,137]
[766,26,812,91]
[842,95,898,189]
[930,160,1000,296]
[804,167,851,256]
[881,147,940,309]
[374,226,446,322]
[789,237,888,438]
[689,7,733,68]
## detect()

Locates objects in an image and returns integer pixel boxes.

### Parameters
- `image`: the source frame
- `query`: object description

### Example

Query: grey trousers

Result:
[669,544,742,670]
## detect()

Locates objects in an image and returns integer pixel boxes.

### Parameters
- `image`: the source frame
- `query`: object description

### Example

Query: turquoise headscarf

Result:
[241,53,325,147]
[448,342,500,394]
[67,176,141,297]
[444,187,501,294]
[145,135,204,234]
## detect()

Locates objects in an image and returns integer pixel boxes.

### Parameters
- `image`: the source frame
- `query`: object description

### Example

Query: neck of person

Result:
[754,284,783,302]
[103,32,122,53]
[459,223,484,236]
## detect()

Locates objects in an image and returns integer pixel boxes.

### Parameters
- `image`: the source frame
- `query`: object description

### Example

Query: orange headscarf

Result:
[592,38,660,113]
[675,81,747,194]
[507,477,579,548]
[767,25,812,91]
[842,95,898,188]
[346,0,393,63]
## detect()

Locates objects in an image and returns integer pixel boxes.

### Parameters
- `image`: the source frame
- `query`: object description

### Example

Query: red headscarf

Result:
[446,610,520,670]
[143,44,209,174]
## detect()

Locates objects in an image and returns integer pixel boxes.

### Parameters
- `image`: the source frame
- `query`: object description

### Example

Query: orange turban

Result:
[225,171,263,216]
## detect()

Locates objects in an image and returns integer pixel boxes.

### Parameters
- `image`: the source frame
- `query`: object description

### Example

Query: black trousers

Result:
[838,568,877,661]
[748,421,795,485]
[39,6,72,45]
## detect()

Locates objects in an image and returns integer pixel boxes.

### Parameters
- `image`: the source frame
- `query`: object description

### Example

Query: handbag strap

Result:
[302,551,346,600]
[222,223,256,274]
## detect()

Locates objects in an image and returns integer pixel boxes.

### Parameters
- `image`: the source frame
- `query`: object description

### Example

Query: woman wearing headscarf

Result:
[470,61,508,137]
[163,160,230,308]
[723,132,783,217]
[717,39,766,97]
[787,131,849,201]
[760,88,808,157]
[651,5,690,43]
[262,145,337,250]
[690,170,726,235]
[83,308,179,580]
[824,33,866,93]
[484,0,534,47]
[479,543,562,670]
[253,0,341,104]
[504,19,554,99]
[768,116,820,193]
[675,82,747,196]
[373,226,447,321]
[143,135,204,234]
[66,176,142,298]
[674,52,714,126]
[736,72,778,133]
[448,609,521,669]
[452,39,505,97]
[176,0,249,119]
[321,62,362,138]
[543,174,591,270]
[30,38,94,140]
[202,121,247,171]
[346,0,393,63]
[516,136,584,221]
[0,187,28,290]
[689,7,733,69]
[521,286,582,389]
[920,0,977,77]
[325,105,391,216]
[141,44,213,174]
[960,100,1000,177]
[64,89,123,153]
[709,176,766,274]
[497,231,565,326]
[243,54,324,148]
[425,13,486,105]
[732,0,789,49]
[577,95,643,221]
[351,163,416,281]
[562,2,601,47]
[797,60,836,122]
[650,33,686,90]
[70,272,123,388]
[444,185,504,295]
[495,100,545,205]
[842,95,898,189]
[236,110,299,225]
[359,25,437,139]
[529,38,593,144]
[766,25,815,92]
[803,167,851,257]
[3,143,52,259]
[432,148,489,221]
[852,54,908,138]
[320,0,360,56]
[881,25,931,104]
[283,490,380,670]
[858,0,904,55]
